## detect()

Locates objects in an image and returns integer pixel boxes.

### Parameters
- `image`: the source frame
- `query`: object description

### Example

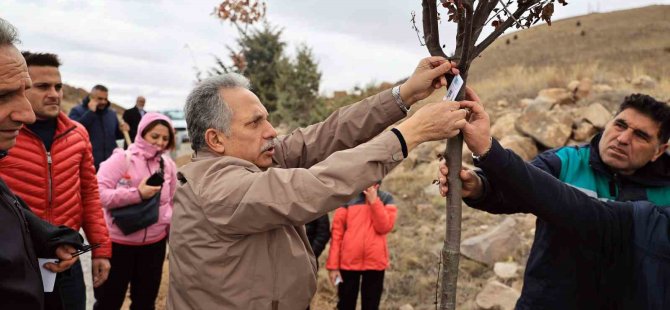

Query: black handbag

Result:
[110,154,164,235]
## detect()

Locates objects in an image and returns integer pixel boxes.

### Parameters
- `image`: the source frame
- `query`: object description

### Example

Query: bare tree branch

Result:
[471,0,543,60]
[422,0,448,58]
[411,11,426,46]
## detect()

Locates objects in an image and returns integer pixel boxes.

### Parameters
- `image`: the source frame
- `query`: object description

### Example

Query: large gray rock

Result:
[499,135,538,161]
[491,112,522,140]
[475,281,521,310]
[552,105,575,128]
[516,102,572,148]
[575,78,593,100]
[494,262,520,280]
[399,304,415,310]
[581,103,612,129]
[573,121,598,142]
[537,88,574,107]
[461,217,521,265]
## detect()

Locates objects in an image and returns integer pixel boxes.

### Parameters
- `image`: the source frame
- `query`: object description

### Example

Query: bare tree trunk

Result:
[440,134,464,309]
[422,0,482,308]
[419,1,561,308]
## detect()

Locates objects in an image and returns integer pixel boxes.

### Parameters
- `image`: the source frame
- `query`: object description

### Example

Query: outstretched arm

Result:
[455,100,634,249]
[274,57,461,169]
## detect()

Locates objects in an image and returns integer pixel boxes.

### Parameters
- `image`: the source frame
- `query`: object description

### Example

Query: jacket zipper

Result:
[46,126,76,223]
[46,151,53,221]
[270,230,279,308]
[23,125,77,224]
[609,173,618,198]
[362,206,366,268]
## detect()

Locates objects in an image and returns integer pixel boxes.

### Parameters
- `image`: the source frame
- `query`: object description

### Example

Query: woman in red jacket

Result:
[326,182,397,310]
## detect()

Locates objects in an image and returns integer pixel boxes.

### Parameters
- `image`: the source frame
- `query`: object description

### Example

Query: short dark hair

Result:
[617,94,670,143]
[141,119,176,151]
[0,18,19,46]
[21,51,61,67]
[91,84,108,93]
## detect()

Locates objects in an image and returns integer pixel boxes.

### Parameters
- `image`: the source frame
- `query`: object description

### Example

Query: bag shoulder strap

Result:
[124,150,132,174]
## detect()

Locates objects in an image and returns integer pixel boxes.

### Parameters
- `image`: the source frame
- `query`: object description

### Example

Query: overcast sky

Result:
[3,0,668,110]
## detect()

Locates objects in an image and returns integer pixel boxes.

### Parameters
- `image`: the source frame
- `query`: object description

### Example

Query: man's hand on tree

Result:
[459,100,491,157]
[395,100,470,151]
[399,56,460,106]
[438,160,483,199]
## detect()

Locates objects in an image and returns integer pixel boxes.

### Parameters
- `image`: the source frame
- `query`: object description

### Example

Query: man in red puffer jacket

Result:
[326,182,397,310]
[0,51,111,310]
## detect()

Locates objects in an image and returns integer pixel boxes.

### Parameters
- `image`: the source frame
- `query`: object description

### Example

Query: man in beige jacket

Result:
[168,56,473,310]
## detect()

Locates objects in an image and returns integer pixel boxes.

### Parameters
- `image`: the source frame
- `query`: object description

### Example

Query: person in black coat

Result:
[0,18,84,309]
[305,214,330,309]
[439,99,670,309]
[306,214,330,260]
[122,96,146,149]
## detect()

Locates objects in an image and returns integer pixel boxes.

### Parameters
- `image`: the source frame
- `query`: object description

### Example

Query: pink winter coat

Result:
[97,112,177,245]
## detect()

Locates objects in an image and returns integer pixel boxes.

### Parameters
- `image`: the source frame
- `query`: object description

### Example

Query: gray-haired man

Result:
[168,58,474,309]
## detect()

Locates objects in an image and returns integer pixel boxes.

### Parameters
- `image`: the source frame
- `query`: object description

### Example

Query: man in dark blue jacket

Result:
[69,85,129,170]
[439,99,670,309]
[506,94,670,309]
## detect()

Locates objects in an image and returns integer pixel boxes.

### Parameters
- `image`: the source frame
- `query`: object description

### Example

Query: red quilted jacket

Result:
[0,112,111,258]
[326,191,397,271]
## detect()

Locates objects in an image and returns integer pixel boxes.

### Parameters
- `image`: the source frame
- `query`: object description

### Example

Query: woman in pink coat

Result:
[94,112,177,310]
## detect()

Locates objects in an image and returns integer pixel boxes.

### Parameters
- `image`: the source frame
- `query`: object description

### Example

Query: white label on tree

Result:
[444,75,464,101]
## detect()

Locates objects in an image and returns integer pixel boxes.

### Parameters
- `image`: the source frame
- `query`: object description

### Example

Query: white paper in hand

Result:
[443,74,464,101]
[38,258,58,292]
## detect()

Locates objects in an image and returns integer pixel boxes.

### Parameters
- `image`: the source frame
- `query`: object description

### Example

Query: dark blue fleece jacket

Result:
[469,139,670,309]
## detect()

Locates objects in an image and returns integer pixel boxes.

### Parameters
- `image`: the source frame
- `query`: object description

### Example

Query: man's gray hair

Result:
[0,18,19,46]
[184,73,251,152]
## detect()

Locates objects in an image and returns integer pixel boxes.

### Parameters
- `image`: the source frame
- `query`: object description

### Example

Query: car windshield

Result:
[164,110,184,120]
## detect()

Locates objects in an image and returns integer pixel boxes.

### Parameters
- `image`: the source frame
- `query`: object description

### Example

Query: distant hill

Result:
[467,5,670,104]
[470,5,669,80]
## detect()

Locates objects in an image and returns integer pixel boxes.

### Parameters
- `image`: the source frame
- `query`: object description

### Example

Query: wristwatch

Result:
[391,85,410,114]
[471,137,493,161]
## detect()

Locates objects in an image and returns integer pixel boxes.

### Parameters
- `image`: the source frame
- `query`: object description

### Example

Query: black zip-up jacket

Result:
[468,139,670,309]
[0,154,83,309]
[475,133,670,309]
[305,214,330,259]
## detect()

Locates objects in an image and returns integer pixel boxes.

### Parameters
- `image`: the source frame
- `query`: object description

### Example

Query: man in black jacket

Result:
[306,214,330,260]
[122,96,145,148]
[479,94,670,309]
[439,99,670,309]
[0,18,83,309]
